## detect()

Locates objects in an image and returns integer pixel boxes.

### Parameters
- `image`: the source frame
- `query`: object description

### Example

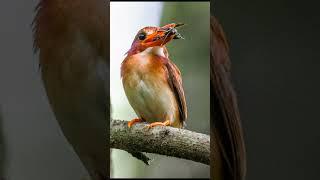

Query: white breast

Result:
[124,76,177,123]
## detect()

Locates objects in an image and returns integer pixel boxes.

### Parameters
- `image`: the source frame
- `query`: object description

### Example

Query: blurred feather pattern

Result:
[211,16,246,180]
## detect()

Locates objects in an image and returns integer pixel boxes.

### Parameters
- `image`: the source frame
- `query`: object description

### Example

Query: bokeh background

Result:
[213,0,320,179]
[110,1,210,178]
[0,1,89,180]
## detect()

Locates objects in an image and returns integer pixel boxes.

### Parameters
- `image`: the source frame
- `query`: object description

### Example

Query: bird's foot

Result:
[144,120,171,129]
[128,118,143,128]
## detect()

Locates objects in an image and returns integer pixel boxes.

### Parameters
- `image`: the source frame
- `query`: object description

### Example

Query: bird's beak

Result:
[161,23,185,30]
[142,23,185,47]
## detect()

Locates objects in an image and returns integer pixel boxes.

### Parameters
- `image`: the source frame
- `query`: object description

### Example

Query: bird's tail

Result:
[210,16,247,180]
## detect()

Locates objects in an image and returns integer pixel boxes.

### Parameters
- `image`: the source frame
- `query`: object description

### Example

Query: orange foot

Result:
[128,118,143,128]
[144,120,171,129]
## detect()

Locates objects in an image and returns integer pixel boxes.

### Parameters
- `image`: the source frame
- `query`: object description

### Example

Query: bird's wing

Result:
[164,59,188,126]
[211,16,246,180]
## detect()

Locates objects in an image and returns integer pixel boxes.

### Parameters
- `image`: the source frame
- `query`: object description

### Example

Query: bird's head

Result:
[127,23,185,55]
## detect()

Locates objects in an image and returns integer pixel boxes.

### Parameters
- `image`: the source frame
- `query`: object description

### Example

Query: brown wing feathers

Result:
[211,16,246,180]
[165,59,188,128]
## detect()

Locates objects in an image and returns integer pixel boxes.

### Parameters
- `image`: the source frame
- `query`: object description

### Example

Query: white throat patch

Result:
[140,46,166,57]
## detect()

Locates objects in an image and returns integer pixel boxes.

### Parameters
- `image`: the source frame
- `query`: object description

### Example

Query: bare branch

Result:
[110,119,210,165]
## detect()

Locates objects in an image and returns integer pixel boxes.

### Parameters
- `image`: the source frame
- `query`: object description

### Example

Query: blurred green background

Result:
[111,2,210,178]
[161,2,210,134]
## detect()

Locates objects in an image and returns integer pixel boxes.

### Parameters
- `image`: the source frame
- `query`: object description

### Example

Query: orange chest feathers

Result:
[121,53,168,86]
[120,52,181,126]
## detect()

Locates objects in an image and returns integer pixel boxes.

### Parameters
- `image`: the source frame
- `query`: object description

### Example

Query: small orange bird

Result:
[121,23,187,129]
[32,1,108,180]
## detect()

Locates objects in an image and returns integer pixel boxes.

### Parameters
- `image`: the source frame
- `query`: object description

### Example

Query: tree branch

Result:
[110,119,210,165]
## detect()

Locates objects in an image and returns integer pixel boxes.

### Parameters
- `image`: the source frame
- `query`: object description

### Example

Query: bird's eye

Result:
[138,33,146,40]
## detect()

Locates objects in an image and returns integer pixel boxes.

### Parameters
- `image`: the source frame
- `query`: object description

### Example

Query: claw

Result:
[128,118,143,128]
[144,120,171,129]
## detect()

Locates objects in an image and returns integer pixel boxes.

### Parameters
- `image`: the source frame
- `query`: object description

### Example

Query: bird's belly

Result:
[123,73,178,123]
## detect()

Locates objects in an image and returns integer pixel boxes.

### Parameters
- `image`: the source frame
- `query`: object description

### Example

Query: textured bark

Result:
[110,119,210,165]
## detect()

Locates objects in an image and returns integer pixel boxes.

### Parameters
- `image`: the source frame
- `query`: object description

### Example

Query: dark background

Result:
[0,1,88,180]
[212,0,320,179]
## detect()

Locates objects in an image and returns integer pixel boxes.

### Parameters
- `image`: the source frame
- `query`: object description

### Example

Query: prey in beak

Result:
[159,23,185,40]
[126,23,185,56]
[158,23,185,41]
[139,23,185,47]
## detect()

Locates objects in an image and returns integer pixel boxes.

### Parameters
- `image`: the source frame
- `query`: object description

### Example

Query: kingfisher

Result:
[121,23,187,129]
[32,0,108,179]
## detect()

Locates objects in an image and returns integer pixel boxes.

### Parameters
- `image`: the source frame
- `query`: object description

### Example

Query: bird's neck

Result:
[127,46,169,58]
[121,46,170,78]
[140,46,168,58]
